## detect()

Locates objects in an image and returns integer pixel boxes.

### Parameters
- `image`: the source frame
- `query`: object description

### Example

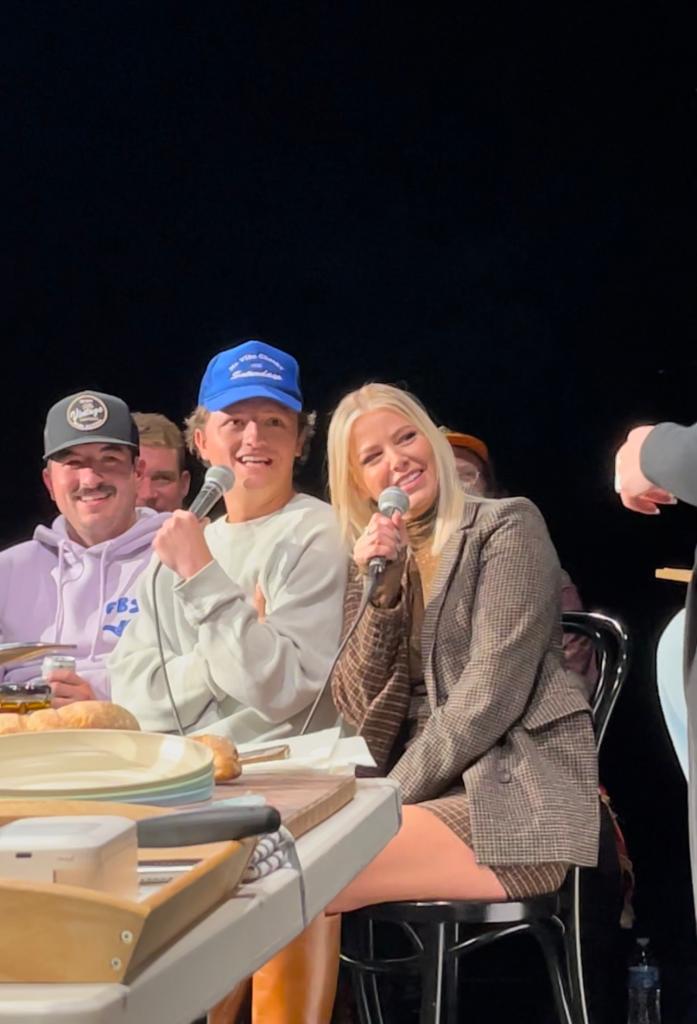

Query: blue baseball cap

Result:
[198,340,303,413]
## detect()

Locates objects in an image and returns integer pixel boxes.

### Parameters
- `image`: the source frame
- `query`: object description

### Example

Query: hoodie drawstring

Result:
[54,540,68,644]
[89,545,109,661]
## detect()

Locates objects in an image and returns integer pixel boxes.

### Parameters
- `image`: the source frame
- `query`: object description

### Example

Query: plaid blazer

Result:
[332,496,599,867]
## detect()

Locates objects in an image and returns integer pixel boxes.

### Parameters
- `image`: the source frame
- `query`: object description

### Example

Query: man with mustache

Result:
[0,390,167,705]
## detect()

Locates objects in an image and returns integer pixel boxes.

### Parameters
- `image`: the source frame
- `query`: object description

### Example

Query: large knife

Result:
[136,804,281,847]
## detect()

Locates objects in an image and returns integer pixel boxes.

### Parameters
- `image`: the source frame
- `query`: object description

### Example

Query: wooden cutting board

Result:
[0,768,357,853]
[213,768,356,838]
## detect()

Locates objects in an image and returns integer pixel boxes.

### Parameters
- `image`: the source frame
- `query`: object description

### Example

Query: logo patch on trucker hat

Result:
[66,394,109,432]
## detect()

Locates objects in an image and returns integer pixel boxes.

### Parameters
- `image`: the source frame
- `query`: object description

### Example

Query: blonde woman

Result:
[324,382,599,912]
[216,382,600,1023]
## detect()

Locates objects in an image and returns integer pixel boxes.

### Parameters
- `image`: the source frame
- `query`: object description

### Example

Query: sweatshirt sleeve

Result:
[640,422,697,508]
[109,517,347,733]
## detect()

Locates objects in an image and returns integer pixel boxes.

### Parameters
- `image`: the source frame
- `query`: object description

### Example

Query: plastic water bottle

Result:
[627,937,661,1024]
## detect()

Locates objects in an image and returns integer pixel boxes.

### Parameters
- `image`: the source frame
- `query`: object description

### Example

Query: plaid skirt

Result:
[421,790,568,898]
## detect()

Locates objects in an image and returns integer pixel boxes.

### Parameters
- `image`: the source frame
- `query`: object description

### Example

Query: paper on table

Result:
[238,728,340,759]
[236,728,376,773]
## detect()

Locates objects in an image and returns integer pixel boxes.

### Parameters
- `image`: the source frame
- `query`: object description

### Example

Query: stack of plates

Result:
[0,730,215,806]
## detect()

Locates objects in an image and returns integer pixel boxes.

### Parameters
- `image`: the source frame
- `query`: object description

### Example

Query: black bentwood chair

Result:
[340,611,631,1024]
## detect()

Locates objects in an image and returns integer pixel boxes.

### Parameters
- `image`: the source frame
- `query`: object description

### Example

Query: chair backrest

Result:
[562,611,631,754]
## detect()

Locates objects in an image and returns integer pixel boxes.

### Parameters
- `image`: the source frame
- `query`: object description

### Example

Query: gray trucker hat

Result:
[43,391,140,461]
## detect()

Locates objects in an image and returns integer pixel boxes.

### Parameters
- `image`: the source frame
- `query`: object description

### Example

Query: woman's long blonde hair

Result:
[327,383,465,555]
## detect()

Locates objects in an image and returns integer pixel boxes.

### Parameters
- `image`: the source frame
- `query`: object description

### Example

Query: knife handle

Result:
[136,805,281,847]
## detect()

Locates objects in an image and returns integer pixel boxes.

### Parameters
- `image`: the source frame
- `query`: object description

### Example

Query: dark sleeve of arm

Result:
[641,422,697,507]
[331,568,411,771]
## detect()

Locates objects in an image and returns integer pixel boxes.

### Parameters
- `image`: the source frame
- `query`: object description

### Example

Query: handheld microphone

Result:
[152,464,234,738]
[188,465,235,519]
[368,486,410,578]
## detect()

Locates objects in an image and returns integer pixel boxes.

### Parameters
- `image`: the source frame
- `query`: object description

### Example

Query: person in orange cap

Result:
[441,430,500,497]
[443,428,596,686]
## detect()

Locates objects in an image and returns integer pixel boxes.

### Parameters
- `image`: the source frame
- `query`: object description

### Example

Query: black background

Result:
[4,2,697,1016]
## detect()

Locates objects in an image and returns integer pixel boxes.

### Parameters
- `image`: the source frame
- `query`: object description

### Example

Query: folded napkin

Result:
[236,728,376,774]
[241,826,310,925]
[242,830,287,881]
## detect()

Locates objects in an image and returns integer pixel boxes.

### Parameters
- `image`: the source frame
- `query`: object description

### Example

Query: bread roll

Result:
[57,701,140,731]
[1,702,140,737]
[24,708,62,731]
[192,734,242,782]
[0,714,26,735]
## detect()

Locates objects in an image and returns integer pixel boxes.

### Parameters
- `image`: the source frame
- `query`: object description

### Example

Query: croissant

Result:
[191,734,242,782]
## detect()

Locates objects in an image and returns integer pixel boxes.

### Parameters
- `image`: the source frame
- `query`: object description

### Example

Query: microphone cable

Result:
[152,561,186,737]
[148,465,235,738]
[156,562,380,741]
[299,572,379,735]
[302,486,408,735]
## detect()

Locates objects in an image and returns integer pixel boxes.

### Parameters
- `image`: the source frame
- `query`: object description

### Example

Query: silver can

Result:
[42,654,77,679]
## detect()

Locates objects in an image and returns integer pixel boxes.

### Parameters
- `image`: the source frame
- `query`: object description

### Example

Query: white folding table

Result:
[0,779,400,1024]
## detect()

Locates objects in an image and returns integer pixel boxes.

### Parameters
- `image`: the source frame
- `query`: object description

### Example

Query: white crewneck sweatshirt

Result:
[108,494,347,741]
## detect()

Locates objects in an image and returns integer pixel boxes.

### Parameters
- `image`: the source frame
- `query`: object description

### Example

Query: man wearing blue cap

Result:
[109,341,347,743]
[111,345,348,1019]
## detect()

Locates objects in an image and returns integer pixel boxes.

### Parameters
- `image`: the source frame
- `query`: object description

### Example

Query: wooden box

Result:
[0,799,253,983]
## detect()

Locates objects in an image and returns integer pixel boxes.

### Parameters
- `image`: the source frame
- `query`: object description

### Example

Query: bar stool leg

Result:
[531,922,581,1024]
[419,922,446,1024]
[444,923,460,1024]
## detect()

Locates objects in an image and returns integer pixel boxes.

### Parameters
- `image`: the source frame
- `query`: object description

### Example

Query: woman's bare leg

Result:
[327,804,507,914]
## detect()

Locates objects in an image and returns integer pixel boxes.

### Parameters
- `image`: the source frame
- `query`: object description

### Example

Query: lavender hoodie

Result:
[0,508,167,699]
